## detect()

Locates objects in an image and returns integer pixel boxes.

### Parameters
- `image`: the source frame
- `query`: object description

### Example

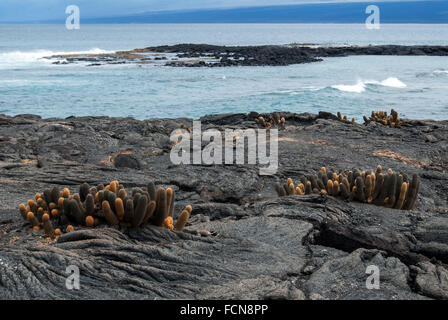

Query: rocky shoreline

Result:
[0,111,447,299]
[46,44,448,67]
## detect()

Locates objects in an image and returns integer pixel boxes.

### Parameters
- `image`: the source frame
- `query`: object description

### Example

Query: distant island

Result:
[4,1,448,24]
[75,1,448,24]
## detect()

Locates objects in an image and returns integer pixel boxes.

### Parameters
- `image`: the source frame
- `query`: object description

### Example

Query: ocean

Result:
[0,24,447,120]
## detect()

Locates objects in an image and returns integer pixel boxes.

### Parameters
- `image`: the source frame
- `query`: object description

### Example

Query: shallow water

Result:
[1,24,447,120]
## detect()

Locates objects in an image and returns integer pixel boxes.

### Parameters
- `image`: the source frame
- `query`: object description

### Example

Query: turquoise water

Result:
[1,24,448,120]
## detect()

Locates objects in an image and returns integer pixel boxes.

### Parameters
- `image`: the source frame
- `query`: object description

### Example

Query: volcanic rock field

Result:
[0,111,447,299]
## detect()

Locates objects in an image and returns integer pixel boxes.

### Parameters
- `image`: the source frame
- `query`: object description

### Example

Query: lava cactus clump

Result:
[337,112,356,124]
[255,113,285,129]
[275,165,420,211]
[18,180,192,238]
[363,109,403,127]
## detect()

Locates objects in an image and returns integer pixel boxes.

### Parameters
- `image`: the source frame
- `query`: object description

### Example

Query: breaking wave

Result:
[331,77,407,93]
[0,48,111,67]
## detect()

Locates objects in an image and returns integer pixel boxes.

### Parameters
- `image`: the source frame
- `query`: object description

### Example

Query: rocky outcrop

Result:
[45,44,448,67]
[0,111,447,299]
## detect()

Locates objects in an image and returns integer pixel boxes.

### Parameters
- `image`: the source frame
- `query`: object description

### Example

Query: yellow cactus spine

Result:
[118,188,127,200]
[163,216,173,228]
[286,178,295,195]
[85,216,94,228]
[395,182,408,210]
[327,180,333,196]
[27,212,39,227]
[58,197,64,210]
[332,172,338,181]
[305,181,312,195]
[174,210,190,231]
[103,200,119,225]
[166,187,174,216]
[19,203,27,220]
[376,165,382,175]
[115,198,125,221]
[28,199,37,213]
[110,181,117,193]
[142,200,157,225]
[63,188,70,198]
[42,213,54,237]
[370,173,384,203]
[153,187,168,226]
[365,175,373,199]
[289,183,295,195]
[332,181,340,196]
[51,209,59,218]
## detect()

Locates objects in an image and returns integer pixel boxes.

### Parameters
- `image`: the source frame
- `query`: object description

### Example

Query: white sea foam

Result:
[433,69,448,74]
[270,86,324,95]
[331,77,406,93]
[366,77,407,88]
[331,81,366,93]
[0,48,112,67]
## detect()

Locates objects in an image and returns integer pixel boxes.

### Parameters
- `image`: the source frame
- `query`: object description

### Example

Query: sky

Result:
[0,0,436,22]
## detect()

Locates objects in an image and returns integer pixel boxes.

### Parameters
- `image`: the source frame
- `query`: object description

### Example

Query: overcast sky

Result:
[0,0,437,22]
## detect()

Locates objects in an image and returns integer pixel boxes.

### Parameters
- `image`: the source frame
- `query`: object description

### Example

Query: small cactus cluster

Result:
[255,113,286,129]
[337,112,356,124]
[18,180,192,239]
[363,109,402,127]
[275,165,420,211]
